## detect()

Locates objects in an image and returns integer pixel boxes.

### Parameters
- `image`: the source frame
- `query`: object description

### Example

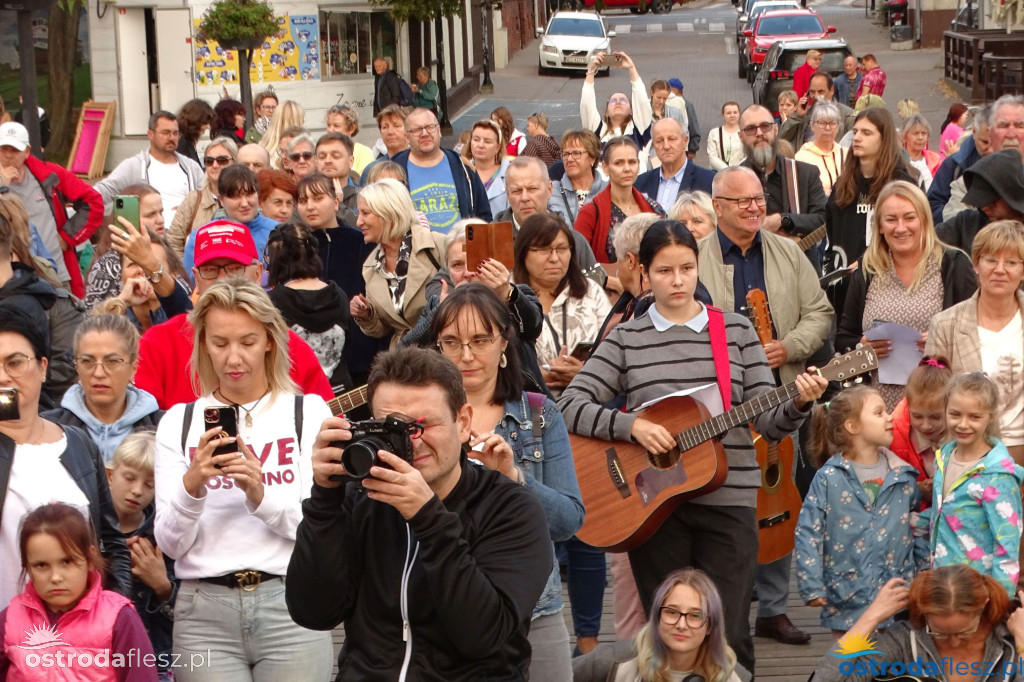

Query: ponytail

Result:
[808,385,878,467]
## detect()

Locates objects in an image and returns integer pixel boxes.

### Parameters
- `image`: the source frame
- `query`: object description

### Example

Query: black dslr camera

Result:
[331,413,424,480]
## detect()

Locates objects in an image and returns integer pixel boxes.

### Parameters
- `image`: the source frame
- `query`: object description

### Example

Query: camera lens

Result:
[342,436,388,479]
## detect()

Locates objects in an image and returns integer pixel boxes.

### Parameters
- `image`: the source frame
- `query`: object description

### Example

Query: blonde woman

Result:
[835,180,976,409]
[259,100,306,169]
[154,278,333,681]
[795,102,846,195]
[349,178,446,347]
[669,191,717,239]
[793,50,822,99]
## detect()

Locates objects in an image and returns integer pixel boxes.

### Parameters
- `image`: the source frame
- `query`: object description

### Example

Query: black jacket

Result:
[936,209,989,257]
[286,458,553,681]
[633,162,716,202]
[835,247,978,353]
[268,282,355,390]
[0,425,132,596]
[373,70,402,116]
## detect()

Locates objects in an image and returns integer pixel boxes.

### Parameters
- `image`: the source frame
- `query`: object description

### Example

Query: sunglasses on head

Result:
[289,151,315,162]
[204,155,232,167]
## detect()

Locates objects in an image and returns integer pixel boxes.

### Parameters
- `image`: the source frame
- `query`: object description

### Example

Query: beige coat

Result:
[358,224,445,348]
[698,228,834,384]
[925,290,1024,375]
[166,186,219,258]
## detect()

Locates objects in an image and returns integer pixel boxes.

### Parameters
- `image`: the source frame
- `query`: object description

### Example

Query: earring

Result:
[499,353,507,368]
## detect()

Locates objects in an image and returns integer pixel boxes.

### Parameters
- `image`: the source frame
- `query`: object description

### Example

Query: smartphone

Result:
[570,341,595,361]
[0,387,19,421]
[465,222,515,271]
[599,53,622,68]
[204,407,238,460]
[112,195,140,231]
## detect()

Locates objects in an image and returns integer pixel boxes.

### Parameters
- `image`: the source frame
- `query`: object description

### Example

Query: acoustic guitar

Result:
[746,288,803,565]
[570,348,878,552]
[795,224,827,251]
[327,385,368,417]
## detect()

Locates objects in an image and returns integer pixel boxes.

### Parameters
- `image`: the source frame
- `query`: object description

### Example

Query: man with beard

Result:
[739,105,827,273]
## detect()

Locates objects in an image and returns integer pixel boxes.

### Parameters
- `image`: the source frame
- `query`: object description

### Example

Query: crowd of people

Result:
[0,42,1022,682]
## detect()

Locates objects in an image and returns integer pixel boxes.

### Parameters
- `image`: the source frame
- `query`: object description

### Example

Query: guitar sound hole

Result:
[764,463,781,489]
[647,448,681,470]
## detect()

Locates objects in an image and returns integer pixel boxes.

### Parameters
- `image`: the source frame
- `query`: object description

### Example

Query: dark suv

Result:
[751,38,852,116]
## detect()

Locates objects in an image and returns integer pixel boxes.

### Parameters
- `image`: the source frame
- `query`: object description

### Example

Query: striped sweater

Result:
[558,311,809,508]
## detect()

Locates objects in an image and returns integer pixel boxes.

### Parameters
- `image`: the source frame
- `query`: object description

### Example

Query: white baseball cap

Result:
[0,122,29,151]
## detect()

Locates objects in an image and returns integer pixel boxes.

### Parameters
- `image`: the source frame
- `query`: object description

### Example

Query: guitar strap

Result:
[706,306,732,411]
[783,157,800,214]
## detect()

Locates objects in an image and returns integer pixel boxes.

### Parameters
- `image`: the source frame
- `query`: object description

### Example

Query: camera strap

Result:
[179,396,305,454]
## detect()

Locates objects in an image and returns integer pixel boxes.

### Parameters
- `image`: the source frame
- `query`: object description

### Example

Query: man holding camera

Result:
[286,346,553,680]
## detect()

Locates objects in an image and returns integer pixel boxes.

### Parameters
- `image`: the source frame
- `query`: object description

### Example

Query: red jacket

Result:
[574,186,657,263]
[135,313,334,410]
[793,63,816,99]
[23,155,104,298]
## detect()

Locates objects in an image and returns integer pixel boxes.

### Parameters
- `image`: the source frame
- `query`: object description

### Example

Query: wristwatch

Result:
[781,215,794,232]
[146,264,164,283]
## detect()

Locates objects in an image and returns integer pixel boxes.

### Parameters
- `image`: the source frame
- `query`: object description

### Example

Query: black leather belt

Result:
[200,570,279,591]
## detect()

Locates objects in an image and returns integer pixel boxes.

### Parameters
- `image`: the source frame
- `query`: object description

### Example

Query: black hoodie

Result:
[269,281,354,391]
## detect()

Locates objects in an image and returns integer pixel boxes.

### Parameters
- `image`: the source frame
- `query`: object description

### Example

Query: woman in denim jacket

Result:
[429,283,585,682]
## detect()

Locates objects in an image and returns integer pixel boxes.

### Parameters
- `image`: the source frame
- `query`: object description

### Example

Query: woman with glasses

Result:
[550,130,607,224]
[42,314,162,462]
[575,136,665,264]
[901,114,942,191]
[285,134,317,180]
[154,279,334,681]
[795,102,846,195]
[349,178,446,348]
[469,120,510,218]
[166,136,238,258]
[0,302,131,611]
[927,220,1024,462]
[813,565,1024,681]
[574,568,743,682]
[836,181,975,410]
[428,283,583,682]
[707,102,745,171]
[580,51,652,161]
[514,212,610,394]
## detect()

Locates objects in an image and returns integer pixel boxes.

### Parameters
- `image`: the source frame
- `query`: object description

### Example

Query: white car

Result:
[537,11,615,76]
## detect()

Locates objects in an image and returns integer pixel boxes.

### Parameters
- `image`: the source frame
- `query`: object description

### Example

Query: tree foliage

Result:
[198,0,279,44]
[369,0,503,22]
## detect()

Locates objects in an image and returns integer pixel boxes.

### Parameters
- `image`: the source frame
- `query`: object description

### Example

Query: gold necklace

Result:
[216,388,270,429]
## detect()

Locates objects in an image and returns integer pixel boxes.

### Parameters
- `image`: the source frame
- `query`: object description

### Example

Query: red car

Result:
[740,9,836,82]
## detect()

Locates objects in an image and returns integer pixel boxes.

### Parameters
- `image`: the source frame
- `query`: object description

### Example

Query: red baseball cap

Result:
[193,220,258,267]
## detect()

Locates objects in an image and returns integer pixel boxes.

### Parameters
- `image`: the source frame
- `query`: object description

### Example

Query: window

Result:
[757,15,825,35]
[546,17,606,37]
[320,8,397,78]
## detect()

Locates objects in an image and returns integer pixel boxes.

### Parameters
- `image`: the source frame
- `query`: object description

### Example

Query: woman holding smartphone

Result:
[153,279,333,681]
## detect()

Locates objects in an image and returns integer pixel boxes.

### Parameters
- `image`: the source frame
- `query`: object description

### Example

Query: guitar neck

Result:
[328,385,368,416]
[796,225,827,252]
[675,381,802,450]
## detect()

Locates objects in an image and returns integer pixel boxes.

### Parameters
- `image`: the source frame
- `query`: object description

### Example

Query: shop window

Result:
[320,8,397,78]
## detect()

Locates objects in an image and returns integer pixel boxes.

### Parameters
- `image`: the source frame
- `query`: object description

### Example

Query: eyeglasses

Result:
[196,262,251,280]
[925,616,980,641]
[741,122,775,136]
[0,353,37,378]
[289,151,315,162]
[74,356,129,374]
[814,121,839,128]
[436,335,499,356]
[406,123,440,136]
[528,245,572,257]
[980,255,1024,269]
[204,155,232,167]
[562,150,589,160]
[659,607,708,629]
[716,194,768,209]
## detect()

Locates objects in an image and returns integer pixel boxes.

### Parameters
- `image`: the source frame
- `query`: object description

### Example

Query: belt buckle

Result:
[235,570,261,591]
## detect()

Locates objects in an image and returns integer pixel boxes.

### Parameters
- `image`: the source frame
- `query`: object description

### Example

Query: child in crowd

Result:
[930,372,1024,596]
[0,502,157,680]
[890,357,953,506]
[795,385,928,634]
[107,433,177,681]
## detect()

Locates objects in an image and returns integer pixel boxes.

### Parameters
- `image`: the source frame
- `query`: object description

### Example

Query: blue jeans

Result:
[556,536,606,638]
[172,577,333,682]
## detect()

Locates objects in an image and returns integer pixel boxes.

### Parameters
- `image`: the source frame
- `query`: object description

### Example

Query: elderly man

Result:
[779,72,857,147]
[833,56,863,109]
[372,56,402,116]
[698,165,833,649]
[392,108,491,233]
[237,143,271,172]
[635,118,715,207]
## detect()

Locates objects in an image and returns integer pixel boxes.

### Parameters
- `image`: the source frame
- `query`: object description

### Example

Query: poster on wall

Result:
[193,14,320,86]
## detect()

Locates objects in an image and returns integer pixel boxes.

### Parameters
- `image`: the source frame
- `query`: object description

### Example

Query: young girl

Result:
[930,372,1024,596]
[0,503,157,680]
[795,385,929,633]
[890,357,953,505]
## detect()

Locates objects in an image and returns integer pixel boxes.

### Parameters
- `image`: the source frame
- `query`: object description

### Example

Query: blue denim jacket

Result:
[491,392,585,619]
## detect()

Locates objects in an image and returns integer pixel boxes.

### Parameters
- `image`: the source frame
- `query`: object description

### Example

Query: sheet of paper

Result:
[635,383,725,417]
[864,322,922,385]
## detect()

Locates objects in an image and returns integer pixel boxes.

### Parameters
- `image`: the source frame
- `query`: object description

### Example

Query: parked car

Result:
[581,0,680,13]
[736,0,801,45]
[537,11,616,75]
[740,9,836,81]
[751,38,852,115]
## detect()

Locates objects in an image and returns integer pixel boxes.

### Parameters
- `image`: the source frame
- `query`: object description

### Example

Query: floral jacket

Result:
[928,438,1024,595]
[795,449,928,630]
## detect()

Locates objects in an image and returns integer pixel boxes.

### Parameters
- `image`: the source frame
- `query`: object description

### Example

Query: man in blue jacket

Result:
[392,108,492,234]
[634,118,715,206]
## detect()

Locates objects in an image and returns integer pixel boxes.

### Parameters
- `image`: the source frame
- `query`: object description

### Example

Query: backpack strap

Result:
[706,306,732,411]
[525,392,546,437]
[180,401,196,454]
[294,395,304,450]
